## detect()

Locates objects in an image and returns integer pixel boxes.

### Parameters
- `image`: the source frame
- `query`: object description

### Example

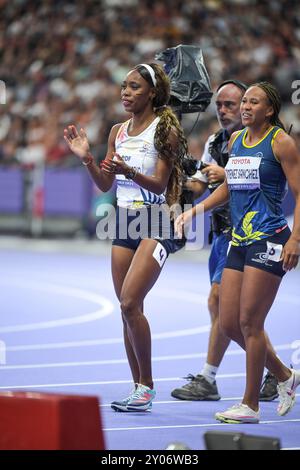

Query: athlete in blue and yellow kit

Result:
[176,82,300,423]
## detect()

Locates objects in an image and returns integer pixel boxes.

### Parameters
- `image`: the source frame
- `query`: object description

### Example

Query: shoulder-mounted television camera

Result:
[155,44,212,116]
[156,45,213,180]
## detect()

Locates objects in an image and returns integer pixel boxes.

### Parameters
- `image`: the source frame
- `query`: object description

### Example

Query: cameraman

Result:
[171,80,278,402]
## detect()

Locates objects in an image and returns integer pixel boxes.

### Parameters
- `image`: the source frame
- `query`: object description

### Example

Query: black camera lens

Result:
[182,157,198,177]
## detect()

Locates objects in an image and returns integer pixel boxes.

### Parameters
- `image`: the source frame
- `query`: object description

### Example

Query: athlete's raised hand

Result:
[64,125,90,160]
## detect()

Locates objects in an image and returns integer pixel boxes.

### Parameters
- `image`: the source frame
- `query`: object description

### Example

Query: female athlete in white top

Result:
[64,63,187,412]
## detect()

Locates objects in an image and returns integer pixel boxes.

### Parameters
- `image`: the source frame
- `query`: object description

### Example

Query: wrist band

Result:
[82,154,94,166]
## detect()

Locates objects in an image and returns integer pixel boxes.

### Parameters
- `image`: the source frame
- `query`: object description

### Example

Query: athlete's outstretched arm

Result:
[175,181,229,237]
[174,131,239,236]
[273,132,300,271]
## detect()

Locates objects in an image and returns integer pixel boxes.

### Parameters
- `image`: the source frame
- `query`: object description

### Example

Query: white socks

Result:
[201,363,218,384]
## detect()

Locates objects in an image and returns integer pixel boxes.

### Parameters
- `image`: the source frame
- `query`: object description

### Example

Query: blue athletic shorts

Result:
[225,226,291,278]
[112,205,185,256]
[209,232,230,284]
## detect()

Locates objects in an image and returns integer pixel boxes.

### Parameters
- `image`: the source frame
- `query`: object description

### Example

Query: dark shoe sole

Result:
[171,391,221,401]
[259,393,279,402]
[111,404,129,412]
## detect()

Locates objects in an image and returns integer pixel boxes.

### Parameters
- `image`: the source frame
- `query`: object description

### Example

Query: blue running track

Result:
[0,242,299,450]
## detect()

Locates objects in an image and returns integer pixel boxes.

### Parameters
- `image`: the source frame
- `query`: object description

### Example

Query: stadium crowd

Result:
[0,0,299,168]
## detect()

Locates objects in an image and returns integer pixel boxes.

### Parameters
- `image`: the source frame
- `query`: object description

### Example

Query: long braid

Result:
[253,81,286,130]
[135,63,187,207]
[154,106,187,207]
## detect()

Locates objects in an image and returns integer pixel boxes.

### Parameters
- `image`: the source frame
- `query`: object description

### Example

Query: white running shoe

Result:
[277,369,300,416]
[215,403,260,424]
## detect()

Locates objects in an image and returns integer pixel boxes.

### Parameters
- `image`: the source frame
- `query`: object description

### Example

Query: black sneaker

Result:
[171,374,221,401]
[259,372,279,401]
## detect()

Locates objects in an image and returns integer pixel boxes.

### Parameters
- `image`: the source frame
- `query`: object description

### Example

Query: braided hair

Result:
[252,81,286,131]
[134,63,188,207]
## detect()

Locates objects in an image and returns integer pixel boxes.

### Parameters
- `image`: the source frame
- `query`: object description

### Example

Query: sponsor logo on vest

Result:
[121,155,132,162]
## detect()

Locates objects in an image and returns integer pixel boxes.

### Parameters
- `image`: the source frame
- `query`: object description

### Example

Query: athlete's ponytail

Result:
[154,105,187,207]
[135,63,187,207]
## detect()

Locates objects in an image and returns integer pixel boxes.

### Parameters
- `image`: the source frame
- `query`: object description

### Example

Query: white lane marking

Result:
[5,372,294,392]
[0,355,242,370]
[4,334,294,353]
[103,418,300,432]
[4,287,209,348]
[0,359,127,370]
[0,281,114,332]
[0,343,294,370]
[7,338,125,351]
[3,282,298,346]
[101,393,300,407]
[0,374,247,390]
[100,397,245,408]
[6,326,210,352]
[153,325,210,339]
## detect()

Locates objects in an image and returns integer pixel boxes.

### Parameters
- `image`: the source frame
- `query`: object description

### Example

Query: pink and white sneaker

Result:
[277,369,300,416]
[126,383,156,412]
[215,403,260,424]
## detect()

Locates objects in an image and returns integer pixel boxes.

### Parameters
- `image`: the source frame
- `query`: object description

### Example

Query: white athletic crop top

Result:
[115,117,166,209]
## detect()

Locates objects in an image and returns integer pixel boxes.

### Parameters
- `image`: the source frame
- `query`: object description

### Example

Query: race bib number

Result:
[266,242,283,262]
[152,242,167,268]
[225,156,261,190]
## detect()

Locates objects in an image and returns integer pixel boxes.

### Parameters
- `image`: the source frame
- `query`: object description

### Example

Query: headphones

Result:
[217,79,248,93]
